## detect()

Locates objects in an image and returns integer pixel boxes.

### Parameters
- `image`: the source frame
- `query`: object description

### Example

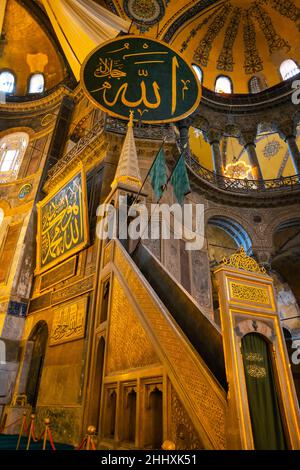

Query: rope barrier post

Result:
[16,412,27,450]
[26,413,35,451]
[86,425,96,451]
[42,418,50,450]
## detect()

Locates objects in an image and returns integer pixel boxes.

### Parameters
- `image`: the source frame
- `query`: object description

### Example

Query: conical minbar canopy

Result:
[111,111,142,190]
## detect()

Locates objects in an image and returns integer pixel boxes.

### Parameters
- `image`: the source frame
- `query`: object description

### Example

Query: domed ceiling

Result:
[103,0,300,93]
[0,0,66,95]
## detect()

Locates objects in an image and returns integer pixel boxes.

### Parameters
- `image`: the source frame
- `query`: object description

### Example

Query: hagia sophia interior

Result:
[0,0,300,451]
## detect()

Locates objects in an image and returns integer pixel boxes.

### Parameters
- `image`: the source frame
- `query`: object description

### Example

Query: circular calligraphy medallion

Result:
[81,35,202,124]
[18,183,32,200]
[124,0,165,25]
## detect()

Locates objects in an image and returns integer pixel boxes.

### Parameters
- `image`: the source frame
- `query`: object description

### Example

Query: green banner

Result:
[81,35,201,123]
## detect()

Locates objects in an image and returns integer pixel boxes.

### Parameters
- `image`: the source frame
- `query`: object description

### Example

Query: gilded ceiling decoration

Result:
[193,0,292,73]
[216,7,242,72]
[194,3,233,68]
[123,0,166,31]
[249,2,291,54]
[103,0,300,92]
[243,11,264,74]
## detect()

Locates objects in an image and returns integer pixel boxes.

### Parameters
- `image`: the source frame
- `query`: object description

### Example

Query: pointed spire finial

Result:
[128,110,134,127]
[111,109,141,190]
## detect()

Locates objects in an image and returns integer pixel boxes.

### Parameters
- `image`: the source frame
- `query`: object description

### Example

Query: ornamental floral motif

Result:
[268,0,300,31]
[123,0,165,25]
[263,140,282,159]
[243,10,264,74]
[222,247,266,274]
[194,3,233,67]
[217,7,242,72]
[249,2,291,53]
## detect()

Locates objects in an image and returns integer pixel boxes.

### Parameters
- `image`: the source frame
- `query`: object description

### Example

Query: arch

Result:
[26,321,48,409]
[248,76,263,94]
[279,59,300,80]
[123,388,137,443]
[0,70,15,93]
[28,73,45,94]
[144,387,163,449]
[89,337,105,429]
[241,332,287,449]
[0,132,29,181]
[192,64,203,84]
[215,75,233,94]
[207,215,252,254]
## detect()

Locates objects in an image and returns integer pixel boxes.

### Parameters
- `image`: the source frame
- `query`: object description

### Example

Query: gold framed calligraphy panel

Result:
[49,295,88,346]
[36,167,89,274]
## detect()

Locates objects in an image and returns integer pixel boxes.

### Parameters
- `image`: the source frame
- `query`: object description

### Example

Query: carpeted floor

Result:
[0,434,74,450]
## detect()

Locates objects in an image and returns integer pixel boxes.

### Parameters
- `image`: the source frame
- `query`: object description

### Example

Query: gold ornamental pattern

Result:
[230,282,270,304]
[114,243,227,449]
[222,247,266,274]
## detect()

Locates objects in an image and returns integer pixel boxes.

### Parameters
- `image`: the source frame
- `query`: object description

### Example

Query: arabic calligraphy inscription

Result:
[81,36,201,123]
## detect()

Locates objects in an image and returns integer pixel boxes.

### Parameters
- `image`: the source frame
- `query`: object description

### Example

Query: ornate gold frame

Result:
[80,34,202,124]
[35,164,89,275]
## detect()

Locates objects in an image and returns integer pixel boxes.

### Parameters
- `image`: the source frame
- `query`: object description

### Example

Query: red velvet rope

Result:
[47,427,56,451]
[90,439,96,451]
[75,436,87,451]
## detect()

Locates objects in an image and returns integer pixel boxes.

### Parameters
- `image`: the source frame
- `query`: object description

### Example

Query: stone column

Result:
[206,129,224,175]
[239,131,264,182]
[278,122,300,174]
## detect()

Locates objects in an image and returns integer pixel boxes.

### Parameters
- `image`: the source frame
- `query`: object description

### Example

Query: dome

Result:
[105,0,300,93]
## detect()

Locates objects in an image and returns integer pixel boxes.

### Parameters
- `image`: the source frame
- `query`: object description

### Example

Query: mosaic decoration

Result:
[217,7,241,72]
[263,139,282,159]
[123,0,165,26]
[268,0,300,31]
[243,11,264,74]
[250,2,291,53]
[194,3,232,67]
[18,183,32,200]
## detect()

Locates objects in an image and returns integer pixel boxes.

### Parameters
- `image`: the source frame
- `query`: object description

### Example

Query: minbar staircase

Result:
[112,241,228,449]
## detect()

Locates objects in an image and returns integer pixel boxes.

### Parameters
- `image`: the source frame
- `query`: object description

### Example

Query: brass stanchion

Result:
[26,414,35,450]
[86,425,96,450]
[42,418,50,450]
[16,412,28,450]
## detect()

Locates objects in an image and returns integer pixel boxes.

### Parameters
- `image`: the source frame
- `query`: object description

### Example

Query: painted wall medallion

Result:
[81,35,202,123]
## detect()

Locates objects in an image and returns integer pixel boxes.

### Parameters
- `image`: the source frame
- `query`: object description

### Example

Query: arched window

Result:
[0,71,15,93]
[215,76,232,94]
[279,59,300,80]
[0,132,29,182]
[0,208,3,226]
[192,64,203,84]
[28,73,44,94]
[249,76,262,94]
